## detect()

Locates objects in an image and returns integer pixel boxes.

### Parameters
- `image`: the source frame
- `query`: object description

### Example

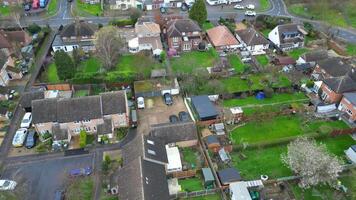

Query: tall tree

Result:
[129,8,142,24]
[94,26,124,70]
[189,0,207,26]
[54,50,75,80]
[281,137,342,189]
[9,3,23,29]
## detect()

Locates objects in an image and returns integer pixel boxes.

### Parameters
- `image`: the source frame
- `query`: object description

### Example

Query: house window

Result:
[83,119,91,123]
[346,108,353,116]
[183,43,190,51]
[172,37,179,43]
[321,92,328,100]
[74,121,80,124]
[74,128,80,133]
[64,46,67,51]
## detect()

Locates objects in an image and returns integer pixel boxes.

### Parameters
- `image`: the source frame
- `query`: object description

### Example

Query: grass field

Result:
[230,115,348,144]
[0,6,10,16]
[227,54,246,74]
[202,22,214,31]
[76,0,102,16]
[346,44,356,56]
[66,177,94,200]
[79,58,101,73]
[258,0,271,12]
[181,148,198,168]
[115,54,163,78]
[171,49,218,73]
[179,177,204,192]
[288,48,309,60]
[46,63,60,83]
[47,0,57,16]
[223,92,307,107]
[256,55,269,67]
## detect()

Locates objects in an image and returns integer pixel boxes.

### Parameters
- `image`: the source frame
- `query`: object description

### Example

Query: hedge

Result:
[109,19,134,27]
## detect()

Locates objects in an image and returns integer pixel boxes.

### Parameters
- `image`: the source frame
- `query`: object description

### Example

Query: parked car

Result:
[169,115,179,123]
[246,4,255,9]
[229,0,242,3]
[12,128,28,147]
[131,109,137,128]
[137,97,145,109]
[69,166,92,177]
[24,3,31,11]
[163,93,173,106]
[178,111,190,122]
[25,130,37,149]
[20,112,32,128]
[245,11,256,16]
[0,180,17,190]
[54,190,65,200]
[234,4,244,9]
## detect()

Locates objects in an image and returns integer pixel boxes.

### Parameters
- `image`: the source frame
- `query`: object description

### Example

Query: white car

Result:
[137,97,145,109]
[246,4,255,9]
[20,112,32,128]
[234,4,244,9]
[229,0,242,3]
[12,128,28,147]
[0,180,17,190]
[245,10,256,16]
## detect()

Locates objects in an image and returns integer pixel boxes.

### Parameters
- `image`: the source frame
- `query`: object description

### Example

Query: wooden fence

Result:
[170,188,219,199]
[172,170,196,179]
[330,128,356,137]
[46,84,71,91]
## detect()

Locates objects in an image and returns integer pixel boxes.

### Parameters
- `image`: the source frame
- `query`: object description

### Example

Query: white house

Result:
[108,0,143,10]
[235,28,269,55]
[230,182,252,200]
[345,145,356,164]
[268,24,307,52]
[165,144,182,173]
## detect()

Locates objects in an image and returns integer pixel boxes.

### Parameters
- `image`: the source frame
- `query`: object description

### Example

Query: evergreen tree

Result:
[54,50,75,80]
[189,0,207,26]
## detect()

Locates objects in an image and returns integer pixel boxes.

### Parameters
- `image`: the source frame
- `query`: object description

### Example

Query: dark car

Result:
[163,93,173,106]
[178,111,190,122]
[54,190,64,200]
[25,130,37,149]
[24,4,31,11]
[69,166,92,177]
[169,115,179,123]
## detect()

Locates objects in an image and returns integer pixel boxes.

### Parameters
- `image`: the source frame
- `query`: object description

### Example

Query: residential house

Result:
[235,28,269,55]
[268,24,307,51]
[338,92,356,122]
[31,91,129,142]
[144,0,182,10]
[0,51,23,86]
[207,25,240,51]
[0,30,32,56]
[296,50,329,66]
[19,90,45,112]
[128,18,163,55]
[312,57,353,80]
[319,71,356,103]
[52,21,98,53]
[108,0,143,10]
[165,19,202,52]
[149,121,198,147]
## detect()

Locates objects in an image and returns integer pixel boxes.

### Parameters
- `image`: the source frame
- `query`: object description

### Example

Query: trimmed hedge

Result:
[109,19,134,27]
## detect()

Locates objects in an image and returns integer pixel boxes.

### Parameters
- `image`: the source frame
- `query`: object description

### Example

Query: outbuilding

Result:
[202,168,215,189]
[165,144,183,173]
[217,168,242,185]
[345,145,356,164]
[191,96,218,121]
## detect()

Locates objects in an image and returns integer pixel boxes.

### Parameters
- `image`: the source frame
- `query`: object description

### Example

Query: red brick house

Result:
[165,19,202,52]
[312,57,352,80]
[319,71,356,103]
[338,92,356,122]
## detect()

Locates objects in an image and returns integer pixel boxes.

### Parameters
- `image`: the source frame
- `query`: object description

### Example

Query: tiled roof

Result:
[207,26,239,47]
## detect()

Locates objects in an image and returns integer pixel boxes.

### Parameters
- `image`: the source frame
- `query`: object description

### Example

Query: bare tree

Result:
[9,2,23,29]
[94,26,124,70]
[281,137,342,189]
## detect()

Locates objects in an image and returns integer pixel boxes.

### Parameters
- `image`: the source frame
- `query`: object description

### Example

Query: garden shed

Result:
[202,168,215,189]
[217,168,242,185]
[345,145,356,164]
[191,95,218,121]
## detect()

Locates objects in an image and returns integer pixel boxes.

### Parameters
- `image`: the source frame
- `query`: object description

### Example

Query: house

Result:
[230,182,252,200]
[202,168,215,189]
[149,121,198,147]
[191,95,219,121]
[31,91,129,142]
[19,90,45,112]
[235,28,269,55]
[0,51,23,86]
[128,19,163,55]
[52,21,98,53]
[296,50,329,66]
[116,157,170,200]
[207,26,240,51]
[165,144,182,173]
[345,145,356,164]
[165,19,203,52]
[312,57,353,80]
[217,168,242,185]
[144,0,183,10]
[0,30,32,55]
[319,71,356,103]
[108,0,143,10]
[338,92,356,122]
[268,24,307,51]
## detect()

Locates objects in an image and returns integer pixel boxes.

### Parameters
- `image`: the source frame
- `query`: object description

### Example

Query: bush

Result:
[306,80,314,88]
[109,19,134,27]
[263,87,274,98]
[28,23,41,35]
[79,130,87,148]
[42,132,52,140]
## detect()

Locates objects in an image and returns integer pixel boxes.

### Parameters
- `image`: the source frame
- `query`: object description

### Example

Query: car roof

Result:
[24,112,31,118]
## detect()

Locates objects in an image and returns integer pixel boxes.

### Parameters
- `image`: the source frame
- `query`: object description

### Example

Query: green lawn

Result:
[76,0,102,16]
[0,6,10,16]
[79,58,101,73]
[230,115,348,144]
[222,74,291,93]
[74,90,89,97]
[181,148,197,167]
[46,63,60,83]
[179,177,204,192]
[189,194,222,200]
[346,43,356,56]
[223,92,307,107]
[319,134,355,157]
[256,55,269,67]
[47,0,57,16]
[66,177,94,200]
[288,48,309,60]
[227,54,246,74]
[171,49,218,73]
[261,28,272,37]
[202,22,214,31]
[258,0,271,12]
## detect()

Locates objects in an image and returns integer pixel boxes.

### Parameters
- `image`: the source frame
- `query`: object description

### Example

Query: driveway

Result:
[2,154,93,200]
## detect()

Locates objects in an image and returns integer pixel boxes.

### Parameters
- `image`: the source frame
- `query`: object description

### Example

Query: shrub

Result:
[27,23,41,35]
[306,80,314,88]
[109,19,134,27]
[79,130,87,148]
[263,87,274,98]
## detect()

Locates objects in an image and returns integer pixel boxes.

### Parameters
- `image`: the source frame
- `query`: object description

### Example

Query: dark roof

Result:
[0,50,7,70]
[100,91,127,115]
[117,157,170,200]
[217,168,242,185]
[343,92,356,106]
[0,30,31,48]
[323,73,356,94]
[0,32,11,49]
[144,135,168,164]
[302,50,329,62]
[351,145,356,152]
[32,98,58,124]
[295,63,314,71]
[149,121,198,144]
[274,56,296,65]
[191,96,218,120]
[0,86,7,94]
[60,21,97,38]
[52,124,68,141]
[236,28,269,46]
[167,19,201,38]
[97,118,113,135]
[20,91,45,109]
[317,57,352,77]
[206,135,219,145]
[0,106,7,115]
